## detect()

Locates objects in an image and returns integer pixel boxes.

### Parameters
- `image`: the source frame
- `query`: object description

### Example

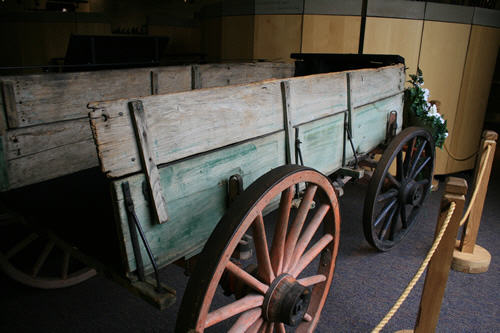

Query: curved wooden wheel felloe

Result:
[0,213,96,289]
[363,127,435,251]
[176,165,340,332]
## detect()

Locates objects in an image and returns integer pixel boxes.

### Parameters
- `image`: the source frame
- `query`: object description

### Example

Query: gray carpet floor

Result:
[1,149,499,332]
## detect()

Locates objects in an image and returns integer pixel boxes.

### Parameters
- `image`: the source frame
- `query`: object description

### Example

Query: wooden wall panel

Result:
[447,26,500,173]
[221,16,254,61]
[418,21,471,175]
[364,17,423,83]
[149,25,201,54]
[253,14,302,61]
[301,15,360,54]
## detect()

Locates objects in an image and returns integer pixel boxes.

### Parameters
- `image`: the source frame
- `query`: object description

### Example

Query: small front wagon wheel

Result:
[176,165,340,332]
[363,127,435,251]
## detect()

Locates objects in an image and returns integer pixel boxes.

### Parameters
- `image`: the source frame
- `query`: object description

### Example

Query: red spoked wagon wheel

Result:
[176,165,340,332]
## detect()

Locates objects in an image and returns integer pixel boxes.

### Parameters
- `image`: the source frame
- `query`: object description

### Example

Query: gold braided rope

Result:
[459,142,493,227]
[371,202,457,333]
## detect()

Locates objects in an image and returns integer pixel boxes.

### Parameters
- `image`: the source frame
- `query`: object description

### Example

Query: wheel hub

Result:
[401,180,423,206]
[262,274,312,326]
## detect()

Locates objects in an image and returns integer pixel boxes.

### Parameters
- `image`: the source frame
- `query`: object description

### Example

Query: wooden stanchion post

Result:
[414,177,466,333]
[453,130,497,273]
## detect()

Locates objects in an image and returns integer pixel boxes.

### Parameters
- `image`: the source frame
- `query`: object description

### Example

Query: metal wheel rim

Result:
[176,165,340,332]
[363,127,435,251]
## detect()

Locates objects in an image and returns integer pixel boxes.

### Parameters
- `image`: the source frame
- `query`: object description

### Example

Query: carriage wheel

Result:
[0,213,96,289]
[363,127,435,251]
[176,165,340,332]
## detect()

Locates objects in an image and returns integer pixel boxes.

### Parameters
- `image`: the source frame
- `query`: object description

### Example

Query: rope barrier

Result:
[444,143,478,162]
[371,202,457,333]
[459,143,493,227]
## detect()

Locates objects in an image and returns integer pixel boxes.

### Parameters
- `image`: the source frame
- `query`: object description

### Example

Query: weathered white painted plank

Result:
[90,80,284,178]
[5,118,92,160]
[112,132,286,273]
[8,139,98,189]
[156,66,192,94]
[2,67,158,127]
[350,64,405,108]
[287,71,348,126]
[198,63,294,88]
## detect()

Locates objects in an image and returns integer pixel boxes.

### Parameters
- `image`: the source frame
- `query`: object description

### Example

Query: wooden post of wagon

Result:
[452,130,497,273]
[413,177,467,333]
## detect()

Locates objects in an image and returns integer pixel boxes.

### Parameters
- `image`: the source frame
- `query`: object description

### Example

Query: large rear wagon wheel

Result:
[176,165,340,332]
[363,127,435,251]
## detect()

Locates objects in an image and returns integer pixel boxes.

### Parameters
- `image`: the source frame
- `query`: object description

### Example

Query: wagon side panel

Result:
[111,132,286,273]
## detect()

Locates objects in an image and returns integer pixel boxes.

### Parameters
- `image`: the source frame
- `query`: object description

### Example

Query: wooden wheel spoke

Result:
[373,198,397,227]
[417,179,430,186]
[226,261,269,294]
[408,141,427,178]
[264,322,274,333]
[61,251,71,280]
[270,187,294,275]
[378,204,398,240]
[289,233,333,277]
[397,152,404,181]
[6,233,39,259]
[283,185,317,271]
[246,318,264,333]
[32,240,55,277]
[389,205,401,241]
[228,308,262,333]
[288,204,330,273]
[400,204,408,229]
[411,156,431,179]
[205,294,264,328]
[252,214,275,284]
[377,188,398,202]
[403,137,416,177]
[386,172,401,188]
[277,322,286,333]
[298,274,326,287]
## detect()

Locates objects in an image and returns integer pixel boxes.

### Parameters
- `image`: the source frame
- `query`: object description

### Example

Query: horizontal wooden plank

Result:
[351,92,403,154]
[198,62,294,88]
[90,80,284,178]
[112,132,286,273]
[7,139,98,189]
[155,66,192,94]
[296,112,345,175]
[287,71,347,126]
[5,118,92,160]
[2,67,158,127]
[350,64,405,108]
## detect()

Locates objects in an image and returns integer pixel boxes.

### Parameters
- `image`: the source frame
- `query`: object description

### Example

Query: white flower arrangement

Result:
[404,69,449,147]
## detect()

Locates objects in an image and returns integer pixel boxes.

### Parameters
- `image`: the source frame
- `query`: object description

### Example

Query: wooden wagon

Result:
[0,54,435,332]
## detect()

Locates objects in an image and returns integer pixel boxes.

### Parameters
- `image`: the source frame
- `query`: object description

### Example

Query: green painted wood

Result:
[111,132,286,273]
[351,93,404,154]
[296,113,345,176]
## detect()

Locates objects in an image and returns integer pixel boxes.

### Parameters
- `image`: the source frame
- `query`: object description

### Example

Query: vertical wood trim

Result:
[150,71,159,95]
[459,130,497,252]
[281,81,294,164]
[191,65,201,89]
[358,0,368,54]
[128,100,169,224]
[1,82,19,129]
[414,177,466,333]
